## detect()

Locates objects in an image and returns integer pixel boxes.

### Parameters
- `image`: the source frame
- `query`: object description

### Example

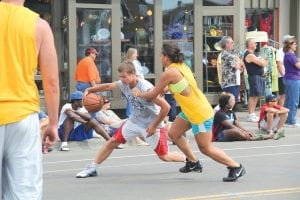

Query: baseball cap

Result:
[265,94,278,103]
[282,34,295,43]
[70,91,83,100]
[85,48,98,55]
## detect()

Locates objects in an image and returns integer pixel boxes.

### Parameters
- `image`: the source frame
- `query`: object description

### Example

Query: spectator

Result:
[217,36,243,102]
[275,35,295,106]
[125,48,144,117]
[58,91,110,151]
[39,111,53,153]
[258,94,288,139]
[243,38,267,122]
[0,1,59,199]
[213,93,273,141]
[75,47,101,92]
[283,36,300,127]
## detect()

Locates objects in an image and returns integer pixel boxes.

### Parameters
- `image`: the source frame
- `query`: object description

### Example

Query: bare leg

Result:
[158,151,186,162]
[62,118,74,142]
[223,128,250,141]
[194,132,240,167]
[278,94,285,106]
[85,119,110,141]
[94,138,120,164]
[168,117,198,162]
[248,96,258,114]
[277,113,288,130]
[266,112,275,131]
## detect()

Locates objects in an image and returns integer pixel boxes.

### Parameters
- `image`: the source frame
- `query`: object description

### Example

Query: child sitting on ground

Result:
[258,94,289,140]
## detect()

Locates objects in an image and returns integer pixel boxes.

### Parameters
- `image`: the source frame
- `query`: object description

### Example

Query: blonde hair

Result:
[126,48,137,60]
[283,37,297,53]
[118,60,136,74]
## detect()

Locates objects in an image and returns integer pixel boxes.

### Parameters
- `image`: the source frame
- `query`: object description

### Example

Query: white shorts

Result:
[113,120,169,156]
[0,113,42,200]
[260,115,280,131]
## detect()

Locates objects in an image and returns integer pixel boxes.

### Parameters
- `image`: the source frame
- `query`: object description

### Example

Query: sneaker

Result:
[274,129,285,140]
[115,144,124,149]
[223,164,246,182]
[179,160,203,173]
[285,123,300,128]
[76,163,98,178]
[247,115,259,122]
[59,145,70,151]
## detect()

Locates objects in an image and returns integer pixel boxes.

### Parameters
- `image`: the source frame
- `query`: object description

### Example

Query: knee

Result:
[266,112,275,119]
[198,144,211,156]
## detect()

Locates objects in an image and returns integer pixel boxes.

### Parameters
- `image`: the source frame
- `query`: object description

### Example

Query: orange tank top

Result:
[0,3,39,124]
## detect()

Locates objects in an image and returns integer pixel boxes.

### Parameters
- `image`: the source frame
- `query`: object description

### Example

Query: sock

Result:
[61,142,68,146]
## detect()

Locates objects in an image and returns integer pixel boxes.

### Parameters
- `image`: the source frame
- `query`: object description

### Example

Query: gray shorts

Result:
[248,75,265,97]
[0,113,42,200]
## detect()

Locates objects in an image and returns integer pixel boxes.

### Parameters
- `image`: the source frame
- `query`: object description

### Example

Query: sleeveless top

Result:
[0,3,39,124]
[243,50,264,76]
[168,63,213,124]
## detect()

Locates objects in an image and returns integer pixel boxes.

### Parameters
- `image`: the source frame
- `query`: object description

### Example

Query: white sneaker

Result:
[247,115,259,122]
[285,123,300,128]
[59,145,70,151]
[76,163,98,178]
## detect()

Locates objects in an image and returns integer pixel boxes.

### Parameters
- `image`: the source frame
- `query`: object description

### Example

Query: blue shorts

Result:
[223,85,240,102]
[248,75,265,97]
[58,124,93,141]
[178,112,213,135]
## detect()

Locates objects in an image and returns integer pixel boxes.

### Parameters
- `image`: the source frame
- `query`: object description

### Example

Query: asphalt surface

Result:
[43,111,300,200]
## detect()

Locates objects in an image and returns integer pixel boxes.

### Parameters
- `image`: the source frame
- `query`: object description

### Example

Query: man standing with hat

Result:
[75,47,101,92]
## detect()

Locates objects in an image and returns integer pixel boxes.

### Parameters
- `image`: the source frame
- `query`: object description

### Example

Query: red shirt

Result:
[258,103,282,128]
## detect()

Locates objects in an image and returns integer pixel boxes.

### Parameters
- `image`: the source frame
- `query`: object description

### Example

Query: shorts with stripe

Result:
[178,112,213,135]
[113,120,168,156]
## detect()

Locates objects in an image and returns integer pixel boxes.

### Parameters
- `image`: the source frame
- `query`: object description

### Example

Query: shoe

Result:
[115,144,124,149]
[247,115,259,122]
[274,129,285,140]
[223,164,246,182]
[76,163,98,178]
[179,160,203,173]
[285,123,300,128]
[59,145,70,151]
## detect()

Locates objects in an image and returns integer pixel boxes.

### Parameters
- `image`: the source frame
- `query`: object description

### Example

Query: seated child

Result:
[258,94,289,139]
[213,92,273,141]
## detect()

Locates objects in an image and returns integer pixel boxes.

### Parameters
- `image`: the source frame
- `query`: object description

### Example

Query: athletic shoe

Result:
[274,129,285,140]
[284,123,300,128]
[76,163,98,178]
[179,160,203,173]
[59,145,70,151]
[223,164,246,182]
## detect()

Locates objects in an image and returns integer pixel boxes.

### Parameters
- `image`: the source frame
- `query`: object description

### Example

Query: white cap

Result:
[282,34,295,43]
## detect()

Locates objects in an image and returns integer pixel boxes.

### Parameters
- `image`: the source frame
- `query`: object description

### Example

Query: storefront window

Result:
[120,0,154,82]
[203,0,233,6]
[76,8,112,96]
[203,15,233,93]
[162,0,194,71]
[76,0,111,4]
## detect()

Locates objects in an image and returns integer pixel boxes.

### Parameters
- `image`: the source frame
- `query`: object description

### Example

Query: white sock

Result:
[61,142,68,146]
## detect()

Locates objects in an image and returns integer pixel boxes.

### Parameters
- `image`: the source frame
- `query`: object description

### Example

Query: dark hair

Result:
[161,44,184,63]
[118,60,136,74]
[219,92,232,109]
[85,47,97,56]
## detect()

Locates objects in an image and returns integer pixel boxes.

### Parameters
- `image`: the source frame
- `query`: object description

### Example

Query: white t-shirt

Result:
[58,103,87,128]
[132,60,144,79]
[275,48,285,78]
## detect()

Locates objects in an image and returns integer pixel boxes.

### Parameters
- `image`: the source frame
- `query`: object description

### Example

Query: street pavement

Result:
[43,110,300,200]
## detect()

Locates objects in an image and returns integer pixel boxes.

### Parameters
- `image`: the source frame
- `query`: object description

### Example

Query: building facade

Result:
[26,0,300,109]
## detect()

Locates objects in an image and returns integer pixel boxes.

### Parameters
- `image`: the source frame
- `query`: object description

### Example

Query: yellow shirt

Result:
[168,63,214,124]
[0,3,39,125]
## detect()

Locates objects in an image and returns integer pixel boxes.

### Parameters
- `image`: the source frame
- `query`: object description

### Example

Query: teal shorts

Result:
[178,112,213,135]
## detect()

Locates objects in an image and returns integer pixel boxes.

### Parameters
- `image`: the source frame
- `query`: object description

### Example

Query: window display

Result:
[121,0,154,82]
[76,8,112,96]
[162,0,194,71]
[203,0,233,6]
[203,15,233,93]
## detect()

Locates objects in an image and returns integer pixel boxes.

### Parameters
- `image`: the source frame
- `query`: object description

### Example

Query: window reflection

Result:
[162,0,194,71]
[76,0,111,4]
[121,0,154,81]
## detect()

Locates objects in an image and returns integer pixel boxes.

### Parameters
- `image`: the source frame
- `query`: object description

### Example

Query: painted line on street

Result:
[43,143,300,164]
[43,151,300,174]
[170,187,300,200]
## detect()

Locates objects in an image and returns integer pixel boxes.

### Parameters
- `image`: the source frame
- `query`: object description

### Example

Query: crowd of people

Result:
[1,0,300,199]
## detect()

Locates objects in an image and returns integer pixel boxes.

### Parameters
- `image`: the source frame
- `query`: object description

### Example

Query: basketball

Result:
[83,93,104,112]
